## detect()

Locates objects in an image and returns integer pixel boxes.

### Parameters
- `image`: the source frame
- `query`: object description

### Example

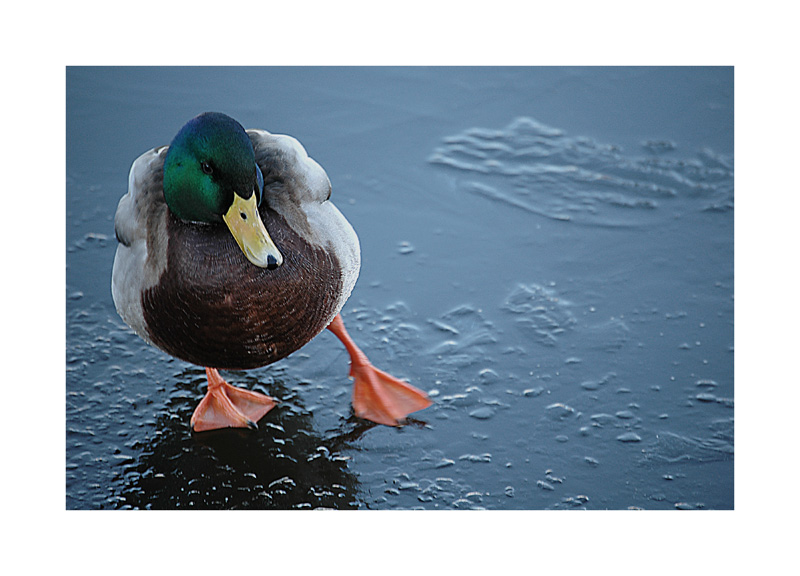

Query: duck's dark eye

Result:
[201,161,213,175]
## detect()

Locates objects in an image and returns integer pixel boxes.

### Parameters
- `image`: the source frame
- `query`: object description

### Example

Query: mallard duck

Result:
[112,112,431,431]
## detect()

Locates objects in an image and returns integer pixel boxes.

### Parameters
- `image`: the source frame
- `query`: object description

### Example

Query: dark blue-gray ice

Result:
[67,67,733,509]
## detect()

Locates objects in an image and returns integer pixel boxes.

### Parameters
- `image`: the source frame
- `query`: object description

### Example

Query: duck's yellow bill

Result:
[223,193,283,269]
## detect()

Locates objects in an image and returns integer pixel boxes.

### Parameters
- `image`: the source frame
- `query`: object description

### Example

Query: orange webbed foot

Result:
[191,368,276,432]
[349,361,433,426]
[328,314,432,426]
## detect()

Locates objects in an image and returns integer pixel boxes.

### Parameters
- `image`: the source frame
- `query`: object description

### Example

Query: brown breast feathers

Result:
[142,208,343,370]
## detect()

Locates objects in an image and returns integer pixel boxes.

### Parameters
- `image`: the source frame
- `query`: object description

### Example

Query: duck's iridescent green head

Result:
[163,112,262,222]
[163,112,282,269]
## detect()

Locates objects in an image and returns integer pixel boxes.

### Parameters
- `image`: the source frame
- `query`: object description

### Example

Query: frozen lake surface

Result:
[66,67,733,509]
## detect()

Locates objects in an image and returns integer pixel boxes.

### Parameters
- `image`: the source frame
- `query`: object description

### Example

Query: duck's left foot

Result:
[327,314,432,426]
[191,367,276,432]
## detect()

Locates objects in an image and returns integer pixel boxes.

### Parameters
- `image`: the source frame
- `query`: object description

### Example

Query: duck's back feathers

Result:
[112,146,170,345]
[247,129,360,303]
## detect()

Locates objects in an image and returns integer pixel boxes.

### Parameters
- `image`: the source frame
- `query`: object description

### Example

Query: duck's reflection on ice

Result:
[114,367,373,510]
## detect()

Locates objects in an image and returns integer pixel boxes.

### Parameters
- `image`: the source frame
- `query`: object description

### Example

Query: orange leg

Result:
[327,314,432,426]
[190,367,276,432]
